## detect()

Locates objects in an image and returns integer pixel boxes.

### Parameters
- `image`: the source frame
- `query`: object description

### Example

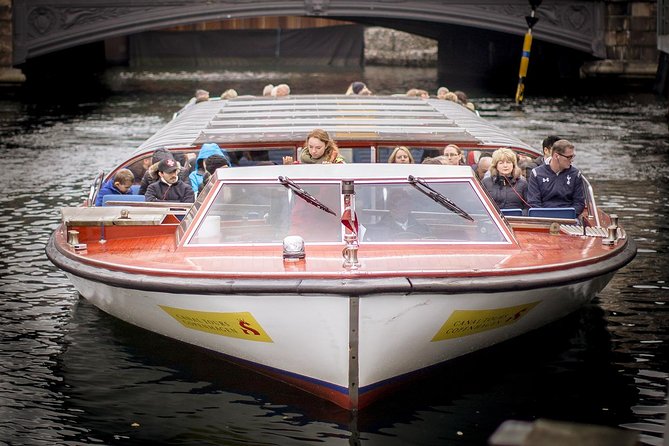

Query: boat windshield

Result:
[186,180,507,245]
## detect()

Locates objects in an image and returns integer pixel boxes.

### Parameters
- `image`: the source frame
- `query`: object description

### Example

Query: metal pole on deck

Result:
[514,0,542,105]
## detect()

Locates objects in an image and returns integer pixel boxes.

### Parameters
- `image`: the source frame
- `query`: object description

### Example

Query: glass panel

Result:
[377,146,441,164]
[356,182,505,243]
[189,182,342,245]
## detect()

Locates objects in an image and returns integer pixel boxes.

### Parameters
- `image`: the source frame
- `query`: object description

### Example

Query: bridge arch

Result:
[13,0,604,65]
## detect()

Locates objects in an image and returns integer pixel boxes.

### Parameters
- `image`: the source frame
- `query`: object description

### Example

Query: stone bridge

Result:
[11,0,605,64]
[0,0,661,84]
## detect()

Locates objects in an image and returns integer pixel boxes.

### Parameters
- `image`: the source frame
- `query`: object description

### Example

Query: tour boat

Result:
[46,95,636,410]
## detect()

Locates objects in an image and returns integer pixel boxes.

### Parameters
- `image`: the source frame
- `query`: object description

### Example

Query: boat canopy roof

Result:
[133,95,539,157]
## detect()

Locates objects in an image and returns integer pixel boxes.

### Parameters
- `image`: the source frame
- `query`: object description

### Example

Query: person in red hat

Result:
[144,158,194,203]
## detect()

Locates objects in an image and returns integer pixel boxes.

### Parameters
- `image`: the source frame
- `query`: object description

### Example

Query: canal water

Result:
[0,67,667,445]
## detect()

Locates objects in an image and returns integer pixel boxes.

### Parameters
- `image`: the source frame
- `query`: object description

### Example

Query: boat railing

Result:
[582,176,601,228]
[86,170,104,207]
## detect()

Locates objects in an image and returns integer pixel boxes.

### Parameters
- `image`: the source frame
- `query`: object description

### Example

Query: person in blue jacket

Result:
[95,169,134,206]
[526,139,585,215]
[189,143,230,195]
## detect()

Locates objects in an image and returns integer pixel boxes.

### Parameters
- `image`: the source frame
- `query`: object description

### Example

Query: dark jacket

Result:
[145,179,194,203]
[138,149,190,195]
[524,155,546,180]
[526,163,585,215]
[482,175,528,210]
[95,179,131,206]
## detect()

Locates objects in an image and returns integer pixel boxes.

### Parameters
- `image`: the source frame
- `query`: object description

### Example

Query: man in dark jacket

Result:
[526,139,585,215]
[145,158,194,203]
[524,135,562,179]
[138,148,191,195]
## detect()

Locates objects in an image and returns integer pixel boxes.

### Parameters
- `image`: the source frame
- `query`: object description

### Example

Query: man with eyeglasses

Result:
[526,139,585,215]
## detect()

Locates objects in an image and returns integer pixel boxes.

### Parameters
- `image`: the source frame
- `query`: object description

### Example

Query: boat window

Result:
[185,180,506,246]
[376,146,442,163]
[356,182,506,243]
[188,182,342,245]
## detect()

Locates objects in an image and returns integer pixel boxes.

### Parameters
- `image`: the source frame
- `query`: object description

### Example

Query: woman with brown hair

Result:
[442,144,464,165]
[284,129,345,164]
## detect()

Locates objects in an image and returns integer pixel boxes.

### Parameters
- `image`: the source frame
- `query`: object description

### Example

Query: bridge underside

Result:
[13,0,604,66]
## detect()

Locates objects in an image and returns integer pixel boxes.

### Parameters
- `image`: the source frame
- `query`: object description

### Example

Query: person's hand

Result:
[282,156,294,165]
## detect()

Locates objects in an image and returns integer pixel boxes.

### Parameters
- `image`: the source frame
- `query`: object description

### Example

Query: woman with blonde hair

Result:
[388,146,414,164]
[482,147,529,211]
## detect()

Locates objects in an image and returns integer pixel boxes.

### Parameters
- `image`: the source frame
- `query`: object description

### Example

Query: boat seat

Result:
[102,194,146,206]
[501,208,523,216]
[528,207,576,219]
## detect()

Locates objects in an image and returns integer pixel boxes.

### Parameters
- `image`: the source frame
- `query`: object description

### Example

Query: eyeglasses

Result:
[556,153,576,160]
[444,153,460,158]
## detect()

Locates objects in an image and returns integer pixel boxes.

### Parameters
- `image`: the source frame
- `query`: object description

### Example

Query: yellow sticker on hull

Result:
[160,306,273,342]
[431,301,540,341]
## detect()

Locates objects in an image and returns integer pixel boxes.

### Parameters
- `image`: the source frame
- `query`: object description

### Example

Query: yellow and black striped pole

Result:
[515,1,541,105]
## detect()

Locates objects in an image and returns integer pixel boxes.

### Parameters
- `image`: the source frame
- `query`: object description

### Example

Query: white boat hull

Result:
[65,271,613,408]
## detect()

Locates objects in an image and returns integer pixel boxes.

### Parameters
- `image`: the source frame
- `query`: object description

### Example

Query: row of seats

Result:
[101,184,144,206]
[501,208,576,218]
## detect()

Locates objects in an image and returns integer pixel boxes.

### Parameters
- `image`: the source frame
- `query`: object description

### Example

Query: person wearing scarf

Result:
[289,129,345,165]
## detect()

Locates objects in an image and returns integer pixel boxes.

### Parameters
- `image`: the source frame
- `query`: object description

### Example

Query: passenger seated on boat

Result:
[137,149,191,195]
[94,169,135,206]
[472,153,492,180]
[185,89,210,106]
[283,129,345,165]
[526,139,585,216]
[388,146,414,164]
[271,83,291,97]
[421,156,447,165]
[523,135,561,179]
[198,154,230,194]
[125,156,151,184]
[442,144,464,165]
[145,159,194,203]
[482,148,529,212]
[366,189,432,241]
[175,152,196,178]
[189,143,231,195]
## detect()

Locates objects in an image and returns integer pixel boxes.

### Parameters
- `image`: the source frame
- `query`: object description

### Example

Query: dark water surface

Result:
[1,67,667,445]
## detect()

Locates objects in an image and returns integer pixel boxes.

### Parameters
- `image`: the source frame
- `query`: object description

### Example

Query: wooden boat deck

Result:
[55,223,624,280]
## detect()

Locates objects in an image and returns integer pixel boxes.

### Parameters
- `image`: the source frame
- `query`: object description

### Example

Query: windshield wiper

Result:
[408,175,474,222]
[278,176,336,216]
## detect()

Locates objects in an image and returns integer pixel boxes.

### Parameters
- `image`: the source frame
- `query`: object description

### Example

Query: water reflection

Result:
[51,299,644,446]
[0,67,667,445]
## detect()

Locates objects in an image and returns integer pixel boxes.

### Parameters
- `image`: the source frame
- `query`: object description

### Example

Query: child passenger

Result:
[95,169,134,206]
